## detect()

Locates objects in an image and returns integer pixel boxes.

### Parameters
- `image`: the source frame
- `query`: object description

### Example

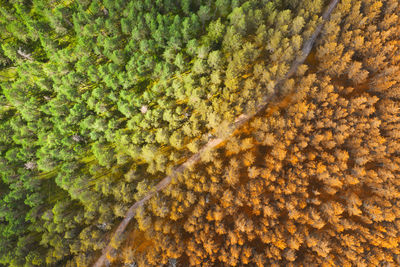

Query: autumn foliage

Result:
[119,0,400,266]
[0,0,399,266]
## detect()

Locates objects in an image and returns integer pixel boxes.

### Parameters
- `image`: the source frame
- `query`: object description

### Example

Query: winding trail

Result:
[93,1,339,266]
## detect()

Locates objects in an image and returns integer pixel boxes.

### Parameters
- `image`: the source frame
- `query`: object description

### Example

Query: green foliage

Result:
[0,0,328,265]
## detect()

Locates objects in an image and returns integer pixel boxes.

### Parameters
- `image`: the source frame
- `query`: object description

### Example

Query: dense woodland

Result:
[0,0,399,266]
[119,0,400,266]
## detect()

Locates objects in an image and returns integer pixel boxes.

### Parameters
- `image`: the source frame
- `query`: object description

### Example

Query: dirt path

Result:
[93,1,339,266]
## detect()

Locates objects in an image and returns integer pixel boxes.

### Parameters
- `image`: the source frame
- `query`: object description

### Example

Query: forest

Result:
[0,0,399,266]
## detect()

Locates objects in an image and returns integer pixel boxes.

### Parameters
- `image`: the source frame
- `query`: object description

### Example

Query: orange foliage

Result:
[117,0,400,266]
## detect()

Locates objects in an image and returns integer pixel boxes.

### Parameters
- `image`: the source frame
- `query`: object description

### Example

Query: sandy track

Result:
[93,1,339,265]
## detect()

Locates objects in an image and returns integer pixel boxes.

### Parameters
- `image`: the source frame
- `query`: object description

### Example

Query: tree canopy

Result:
[0,0,399,266]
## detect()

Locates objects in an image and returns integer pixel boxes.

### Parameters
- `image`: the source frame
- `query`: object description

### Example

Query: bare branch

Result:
[17,48,33,61]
